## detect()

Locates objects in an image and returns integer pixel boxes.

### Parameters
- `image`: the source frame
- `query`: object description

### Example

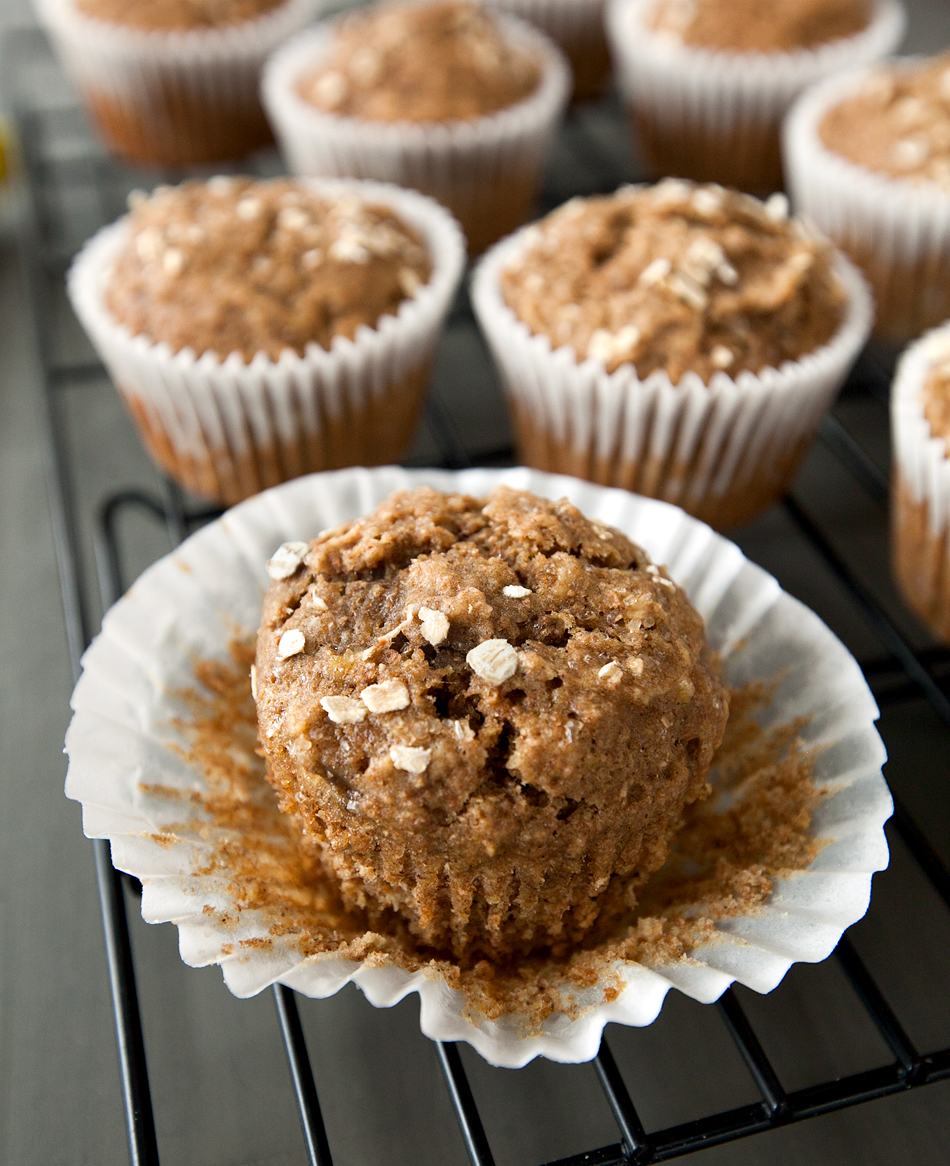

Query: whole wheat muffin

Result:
[255,486,728,960]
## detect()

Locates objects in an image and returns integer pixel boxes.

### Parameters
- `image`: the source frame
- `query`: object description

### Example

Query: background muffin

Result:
[255,485,729,960]
[786,52,950,338]
[891,326,950,642]
[262,0,571,254]
[607,0,905,193]
[35,0,321,166]
[473,180,873,530]
[68,176,465,504]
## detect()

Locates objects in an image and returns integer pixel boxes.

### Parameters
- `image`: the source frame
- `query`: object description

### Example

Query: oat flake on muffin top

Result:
[819,53,950,189]
[76,0,286,31]
[255,486,728,961]
[105,177,430,362]
[500,180,846,384]
[921,341,950,452]
[646,0,871,53]
[298,0,541,123]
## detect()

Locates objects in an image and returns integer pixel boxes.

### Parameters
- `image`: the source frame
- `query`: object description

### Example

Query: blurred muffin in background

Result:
[891,326,950,643]
[606,0,905,193]
[262,0,571,254]
[477,0,612,101]
[472,180,873,530]
[35,0,321,166]
[67,176,465,504]
[786,52,950,338]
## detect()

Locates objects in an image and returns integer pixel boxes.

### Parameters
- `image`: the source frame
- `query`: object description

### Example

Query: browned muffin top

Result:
[922,352,950,452]
[76,0,285,32]
[105,177,430,362]
[500,181,846,385]
[298,0,541,123]
[646,0,870,52]
[819,54,950,189]
[255,486,728,960]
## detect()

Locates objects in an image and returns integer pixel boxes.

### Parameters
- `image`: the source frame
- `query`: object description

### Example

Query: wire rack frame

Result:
[4,24,950,1166]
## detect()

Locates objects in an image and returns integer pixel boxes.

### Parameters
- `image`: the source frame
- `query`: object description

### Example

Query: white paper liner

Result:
[477,0,609,99]
[470,219,874,529]
[261,11,571,251]
[65,465,890,1067]
[34,0,323,164]
[66,178,466,504]
[890,324,950,635]
[606,0,905,189]
[784,61,950,339]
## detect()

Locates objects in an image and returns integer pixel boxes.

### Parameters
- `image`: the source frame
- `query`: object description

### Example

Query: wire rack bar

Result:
[716,990,789,1118]
[593,1037,651,1161]
[438,1042,499,1166]
[93,839,161,1166]
[273,985,335,1166]
[834,937,918,1077]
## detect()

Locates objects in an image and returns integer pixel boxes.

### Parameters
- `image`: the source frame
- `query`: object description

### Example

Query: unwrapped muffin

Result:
[785,52,950,338]
[255,485,729,960]
[36,0,320,166]
[262,0,571,254]
[68,176,465,504]
[607,0,904,192]
[472,180,873,529]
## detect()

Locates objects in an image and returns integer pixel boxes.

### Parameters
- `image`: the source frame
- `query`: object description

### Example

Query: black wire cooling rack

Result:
[5,23,950,1166]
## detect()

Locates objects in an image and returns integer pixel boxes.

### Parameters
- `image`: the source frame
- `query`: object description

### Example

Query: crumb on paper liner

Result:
[65,465,892,1066]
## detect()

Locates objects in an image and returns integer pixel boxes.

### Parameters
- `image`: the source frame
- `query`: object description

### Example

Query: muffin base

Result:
[84,87,274,167]
[565,29,611,101]
[121,362,432,506]
[838,240,950,342]
[632,108,782,194]
[444,165,539,256]
[511,401,813,530]
[892,469,950,644]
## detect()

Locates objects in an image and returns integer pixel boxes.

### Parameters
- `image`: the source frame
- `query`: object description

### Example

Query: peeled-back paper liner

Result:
[65,465,890,1067]
[470,220,874,527]
[606,0,905,187]
[66,178,466,502]
[35,0,322,159]
[260,12,570,248]
[784,62,950,338]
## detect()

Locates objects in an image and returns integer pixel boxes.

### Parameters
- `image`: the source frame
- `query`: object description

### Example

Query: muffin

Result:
[254,485,729,960]
[262,0,571,255]
[786,53,950,339]
[35,0,321,166]
[891,326,950,642]
[606,0,905,193]
[68,176,465,505]
[472,180,873,530]
[478,0,611,101]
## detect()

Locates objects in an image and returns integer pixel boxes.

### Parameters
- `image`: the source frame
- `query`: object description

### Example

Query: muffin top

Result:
[76,0,285,32]
[819,54,950,189]
[298,0,541,123]
[500,181,846,384]
[646,0,871,53]
[255,486,728,957]
[105,177,430,362]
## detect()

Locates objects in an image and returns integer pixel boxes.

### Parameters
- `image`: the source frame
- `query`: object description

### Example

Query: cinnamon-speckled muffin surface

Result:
[255,486,728,960]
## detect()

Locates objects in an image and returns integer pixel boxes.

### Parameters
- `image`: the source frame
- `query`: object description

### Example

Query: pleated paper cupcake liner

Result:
[67,178,465,506]
[891,325,950,641]
[785,62,950,340]
[470,223,874,531]
[606,0,905,193]
[65,465,890,1067]
[478,0,609,100]
[261,12,571,253]
[35,0,322,166]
